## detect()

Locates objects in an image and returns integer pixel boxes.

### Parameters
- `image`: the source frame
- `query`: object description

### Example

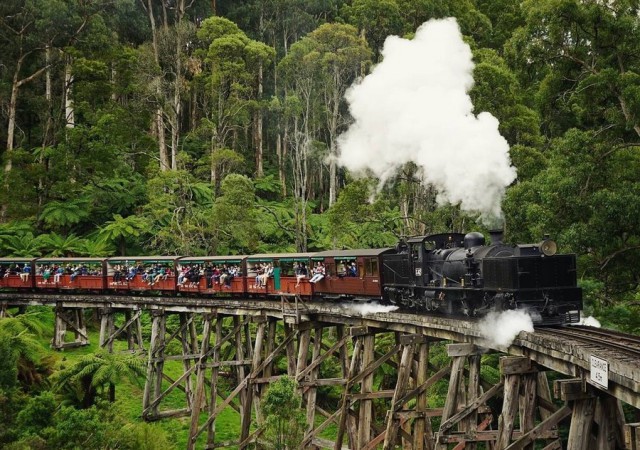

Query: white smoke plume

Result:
[338,18,516,223]
[577,315,601,327]
[478,310,534,349]
[340,302,399,316]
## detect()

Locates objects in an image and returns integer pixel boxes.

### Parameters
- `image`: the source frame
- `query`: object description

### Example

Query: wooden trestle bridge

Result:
[2,293,640,450]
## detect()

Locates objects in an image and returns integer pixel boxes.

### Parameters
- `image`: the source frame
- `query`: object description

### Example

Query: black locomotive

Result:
[382,231,582,325]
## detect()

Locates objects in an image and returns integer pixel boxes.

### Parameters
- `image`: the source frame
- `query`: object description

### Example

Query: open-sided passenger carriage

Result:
[311,249,393,299]
[106,256,178,292]
[0,258,35,289]
[246,253,315,296]
[35,257,106,290]
[176,256,247,295]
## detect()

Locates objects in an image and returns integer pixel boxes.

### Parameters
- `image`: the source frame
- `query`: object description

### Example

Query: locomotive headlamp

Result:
[539,239,557,256]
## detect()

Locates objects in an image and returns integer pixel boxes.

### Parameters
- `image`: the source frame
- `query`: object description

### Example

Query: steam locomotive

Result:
[382,231,582,325]
[0,231,582,325]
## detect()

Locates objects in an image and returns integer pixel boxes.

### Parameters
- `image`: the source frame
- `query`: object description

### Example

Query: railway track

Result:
[538,325,640,364]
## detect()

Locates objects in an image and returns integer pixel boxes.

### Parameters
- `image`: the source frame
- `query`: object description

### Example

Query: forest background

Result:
[1,0,640,448]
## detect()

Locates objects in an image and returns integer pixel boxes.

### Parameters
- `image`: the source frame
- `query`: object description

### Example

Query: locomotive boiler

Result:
[381,231,582,325]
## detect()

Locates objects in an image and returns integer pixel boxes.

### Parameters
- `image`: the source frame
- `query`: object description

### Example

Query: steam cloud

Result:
[478,310,534,348]
[577,315,601,327]
[338,18,516,223]
[340,302,399,316]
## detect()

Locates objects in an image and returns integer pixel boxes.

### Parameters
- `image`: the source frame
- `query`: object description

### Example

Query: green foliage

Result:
[99,214,149,256]
[142,170,215,255]
[212,174,260,254]
[341,0,403,58]
[54,351,145,407]
[39,199,90,231]
[1,232,43,257]
[38,233,83,257]
[75,237,115,257]
[326,179,400,249]
[15,391,56,438]
[261,376,306,449]
[43,404,114,449]
[112,422,172,450]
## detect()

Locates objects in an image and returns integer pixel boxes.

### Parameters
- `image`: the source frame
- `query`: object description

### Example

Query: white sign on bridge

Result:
[590,355,609,389]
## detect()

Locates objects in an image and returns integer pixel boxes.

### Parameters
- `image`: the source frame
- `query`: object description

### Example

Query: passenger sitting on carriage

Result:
[204,265,213,288]
[211,266,221,286]
[295,263,307,287]
[0,266,6,279]
[70,266,82,281]
[54,266,64,283]
[19,264,31,282]
[153,266,167,285]
[255,264,265,287]
[113,265,122,282]
[219,265,229,286]
[42,266,51,283]
[257,263,273,287]
[178,266,188,285]
[225,265,238,288]
[187,267,201,285]
[309,262,325,283]
[126,265,137,281]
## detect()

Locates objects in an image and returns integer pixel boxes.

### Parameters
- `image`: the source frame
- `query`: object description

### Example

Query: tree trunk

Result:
[40,46,54,209]
[111,63,118,102]
[145,0,169,171]
[5,69,21,173]
[329,142,337,207]
[64,56,75,129]
[3,54,49,218]
[82,376,96,408]
[277,134,285,196]
[171,39,181,170]
[254,63,264,177]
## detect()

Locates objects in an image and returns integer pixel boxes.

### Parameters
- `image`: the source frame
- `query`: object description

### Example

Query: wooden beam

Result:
[465,353,480,450]
[397,365,450,407]
[383,341,414,449]
[358,333,375,448]
[554,378,595,402]
[496,374,521,449]
[624,423,640,450]
[188,314,212,450]
[518,373,537,450]
[441,356,465,424]
[349,390,395,400]
[439,429,558,444]
[103,310,142,348]
[304,327,323,444]
[500,356,535,375]
[296,333,349,381]
[350,344,401,386]
[447,343,482,357]
[504,405,571,450]
[567,397,596,450]
[439,380,504,433]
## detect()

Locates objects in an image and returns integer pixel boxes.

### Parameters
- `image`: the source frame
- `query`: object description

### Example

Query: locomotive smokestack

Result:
[489,229,504,245]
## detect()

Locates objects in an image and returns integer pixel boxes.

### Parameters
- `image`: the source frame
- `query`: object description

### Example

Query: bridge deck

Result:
[2,292,639,409]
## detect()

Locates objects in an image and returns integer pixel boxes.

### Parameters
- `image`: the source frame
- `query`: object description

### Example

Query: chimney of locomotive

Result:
[489,229,504,245]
